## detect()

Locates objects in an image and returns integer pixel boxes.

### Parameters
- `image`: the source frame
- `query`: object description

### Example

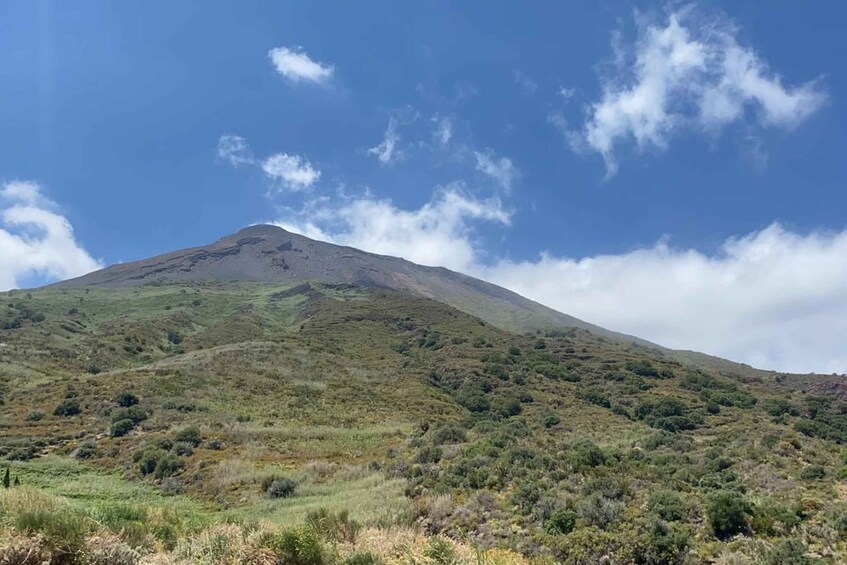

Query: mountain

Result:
[51,224,635,338]
[52,224,774,378]
[2,228,845,562]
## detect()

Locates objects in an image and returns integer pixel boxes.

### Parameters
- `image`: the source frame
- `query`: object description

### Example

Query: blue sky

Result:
[1,1,845,373]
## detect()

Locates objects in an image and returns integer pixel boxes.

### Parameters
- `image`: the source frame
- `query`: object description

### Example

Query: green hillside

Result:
[2,282,847,563]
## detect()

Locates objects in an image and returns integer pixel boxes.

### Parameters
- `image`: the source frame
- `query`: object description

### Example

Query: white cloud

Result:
[262,153,320,191]
[268,46,334,84]
[275,186,510,272]
[576,8,826,176]
[368,118,400,164]
[433,115,453,147]
[481,224,847,374]
[217,135,320,191]
[217,134,254,167]
[0,181,101,290]
[474,150,517,192]
[513,69,539,94]
[558,86,576,100]
[274,185,847,373]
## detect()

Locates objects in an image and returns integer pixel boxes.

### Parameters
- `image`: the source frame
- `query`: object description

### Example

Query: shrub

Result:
[416,446,442,464]
[306,508,360,543]
[570,440,606,470]
[137,448,183,477]
[424,537,456,565]
[626,360,660,378]
[543,414,561,428]
[750,500,800,536]
[153,453,185,479]
[115,391,139,407]
[577,493,624,530]
[265,526,325,565]
[431,424,467,445]
[546,508,577,535]
[173,441,194,456]
[639,518,690,565]
[174,425,202,446]
[648,490,686,522]
[578,389,611,409]
[110,419,135,438]
[74,440,98,459]
[491,395,522,419]
[53,398,81,417]
[799,465,826,480]
[263,477,297,499]
[706,490,748,539]
[765,539,814,565]
[511,481,541,515]
[25,410,44,422]
[110,406,148,424]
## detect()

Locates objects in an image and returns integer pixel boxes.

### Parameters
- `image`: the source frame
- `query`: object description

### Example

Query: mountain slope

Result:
[51,224,779,378]
[50,225,659,345]
[2,281,846,562]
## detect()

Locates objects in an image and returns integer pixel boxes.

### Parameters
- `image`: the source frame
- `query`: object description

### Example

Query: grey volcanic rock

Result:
[51,224,649,344]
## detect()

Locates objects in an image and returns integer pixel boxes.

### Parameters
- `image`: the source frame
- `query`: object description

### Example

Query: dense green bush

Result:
[173,426,203,447]
[431,424,467,445]
[263,476,297,499]
[115,391,139,407]
[648,490,686,522]
[416,446,442,464]
[110,419,135,437]
[543,414,561,428]
[136,448,184,478]
[578,389,611,408]
[74,440,98,459]
[706,490,749,539]
[545,509,577,535]
[570,440,606,470]
[491,396,522,419]
[635,398,703,432]
[799,465,826,480]
[625,360,660,378]
[53,398,81,417]
[111,406,148,425]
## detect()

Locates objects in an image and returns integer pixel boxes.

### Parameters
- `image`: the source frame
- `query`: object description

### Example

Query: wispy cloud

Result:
[0,181,101,290]
[474,150,518,192]
[268,46,334,84]
[262,153,320,191]
[432,115,453,147]
[368,108,418,165]
[558,86,576,100]
[217,134,254,167]
[217,135,320,191]
[513,69,539,94]
[574,7,826,176]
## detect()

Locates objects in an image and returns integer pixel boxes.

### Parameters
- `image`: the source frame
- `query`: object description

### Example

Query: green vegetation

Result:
[1,281,846,562]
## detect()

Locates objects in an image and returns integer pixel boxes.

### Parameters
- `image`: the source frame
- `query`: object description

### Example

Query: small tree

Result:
[2,467,9,489]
